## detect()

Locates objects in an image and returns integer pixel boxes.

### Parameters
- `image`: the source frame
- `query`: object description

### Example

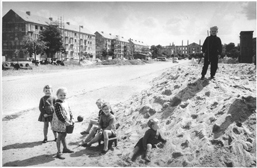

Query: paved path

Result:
[2,60,189,116]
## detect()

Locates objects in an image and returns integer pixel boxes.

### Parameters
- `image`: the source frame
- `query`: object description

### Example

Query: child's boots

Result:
[144,150,151,162]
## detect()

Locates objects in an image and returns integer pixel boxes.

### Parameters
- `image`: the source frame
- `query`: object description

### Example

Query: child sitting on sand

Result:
[52,87,74,159]
[80,99,105,135]
[131,118,167,162]
[38,85,57,143]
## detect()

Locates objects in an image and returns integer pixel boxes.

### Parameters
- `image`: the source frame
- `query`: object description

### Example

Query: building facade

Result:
[2,9,96,61]
[163,41,202,56]
[95,31,149,59]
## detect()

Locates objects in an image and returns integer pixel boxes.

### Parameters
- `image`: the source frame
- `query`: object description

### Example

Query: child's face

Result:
[151,121,160,130]
[57,90,67,101]
[96,102,102,109]
[44,88,52,96]
[210,29,217,36]
[102,106,110,115]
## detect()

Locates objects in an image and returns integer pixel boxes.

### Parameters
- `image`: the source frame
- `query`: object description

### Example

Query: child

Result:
[82,102,116,154]
[52,87,74,159]
[38,85,57,143]
[80,99,105,135]
[131,118,167,162]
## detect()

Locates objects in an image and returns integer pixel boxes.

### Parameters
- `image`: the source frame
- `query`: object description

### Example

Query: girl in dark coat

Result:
[38,85,57,143]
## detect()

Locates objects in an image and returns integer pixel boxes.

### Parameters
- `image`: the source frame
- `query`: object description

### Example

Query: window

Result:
[40,26,43,30]
[35,25,38,29]
[75,33,77,36]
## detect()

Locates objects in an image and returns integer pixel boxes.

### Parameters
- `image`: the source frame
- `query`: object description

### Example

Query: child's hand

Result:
[44,114,48,117]
[156,142,165,148]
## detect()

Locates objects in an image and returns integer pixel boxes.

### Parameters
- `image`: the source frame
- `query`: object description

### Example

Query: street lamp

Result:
[79,25,83,63]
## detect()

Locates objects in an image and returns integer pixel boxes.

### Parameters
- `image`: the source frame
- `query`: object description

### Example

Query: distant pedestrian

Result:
[52,87,74,159]
[38,85,57,143]
[201,26,222,80]
[131,118,167,162]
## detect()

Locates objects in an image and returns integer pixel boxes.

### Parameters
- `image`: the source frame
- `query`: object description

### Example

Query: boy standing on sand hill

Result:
[201,26,222,80]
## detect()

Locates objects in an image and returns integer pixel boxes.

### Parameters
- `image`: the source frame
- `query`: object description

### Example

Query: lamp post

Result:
[79,25,83,63]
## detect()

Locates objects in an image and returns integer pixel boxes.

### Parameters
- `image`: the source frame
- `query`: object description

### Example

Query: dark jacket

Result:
[202,35,222,60]
[135,128,166,151]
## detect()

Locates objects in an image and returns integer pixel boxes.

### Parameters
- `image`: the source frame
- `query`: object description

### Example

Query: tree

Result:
[225,43,235,53]
[22,35,47,60]
[107,49,114,57]
[150,45,163,58]
[39,24,63,58]
[102,48,108,60]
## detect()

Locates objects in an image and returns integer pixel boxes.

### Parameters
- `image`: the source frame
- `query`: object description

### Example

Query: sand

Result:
[2,59,256,167]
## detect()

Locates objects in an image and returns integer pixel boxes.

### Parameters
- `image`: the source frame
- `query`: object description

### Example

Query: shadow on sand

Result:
[70,145,103,158]
[213,96,256,139]
[3,141,42,150]
[161,78,210,119]
[3,154,55,167]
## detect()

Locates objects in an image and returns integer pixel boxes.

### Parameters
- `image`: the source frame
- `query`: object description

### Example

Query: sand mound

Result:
[2,61,255,167]
[112,61,256,167]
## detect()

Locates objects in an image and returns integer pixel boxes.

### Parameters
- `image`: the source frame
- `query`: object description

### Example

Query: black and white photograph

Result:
[1,1,256,167]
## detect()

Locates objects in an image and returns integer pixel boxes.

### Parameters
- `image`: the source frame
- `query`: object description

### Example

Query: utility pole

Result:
[79,25,83,64]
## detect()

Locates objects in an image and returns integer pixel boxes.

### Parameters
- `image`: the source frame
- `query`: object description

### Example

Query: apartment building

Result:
[112,35,130,58]
[164,41,202,55]
[95,31,149,59]
[94,31,114,59]
[2,9,95,61]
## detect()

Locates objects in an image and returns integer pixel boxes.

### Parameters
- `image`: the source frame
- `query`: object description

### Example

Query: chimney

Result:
[49,17,53,21]
[182,40,183,46]
[187,40,189,45]
[66,22,70,25]
[109,33,111,35]
[26,11,30,16]
[199,40,201,45]
[101,31,104,34]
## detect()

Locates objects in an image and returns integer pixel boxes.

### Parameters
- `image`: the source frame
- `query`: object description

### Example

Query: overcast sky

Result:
[2,1,256,46]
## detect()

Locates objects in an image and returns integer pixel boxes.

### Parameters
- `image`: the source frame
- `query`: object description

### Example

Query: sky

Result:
[2,1,256,46]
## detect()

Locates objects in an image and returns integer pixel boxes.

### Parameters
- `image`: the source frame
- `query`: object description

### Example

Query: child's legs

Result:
[61,133,68,149]
[103,130,113,151]
[56,133,62,153]
[49,121,57,138]
[43,122,49,139]
[85,119,98,132]
[88,132,102,145]
[84,126,98,143]
[131,146,140,161]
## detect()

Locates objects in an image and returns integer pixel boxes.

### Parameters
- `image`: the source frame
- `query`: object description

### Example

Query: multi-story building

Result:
[95,31,149,59]
[95,31,114,59]
[112,35,130,58]
[163,40,202,56]
[61,22,95,60]
[2,9,95,61]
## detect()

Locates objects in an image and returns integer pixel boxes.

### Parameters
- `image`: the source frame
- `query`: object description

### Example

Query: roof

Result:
[7,9,94,35]
[131,39,147,46]
[10,9,50,25]
[96,31,116,39]
[64,23,93,35]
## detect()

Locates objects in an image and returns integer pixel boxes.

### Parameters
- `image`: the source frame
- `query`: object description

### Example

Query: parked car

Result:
[2,62,14,70]
[157,57,167,61]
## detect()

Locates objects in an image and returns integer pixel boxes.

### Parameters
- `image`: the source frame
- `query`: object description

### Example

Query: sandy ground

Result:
[2,59,256,167]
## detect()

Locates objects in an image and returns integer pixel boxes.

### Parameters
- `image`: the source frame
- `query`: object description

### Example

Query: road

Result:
[2,60,189,116]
